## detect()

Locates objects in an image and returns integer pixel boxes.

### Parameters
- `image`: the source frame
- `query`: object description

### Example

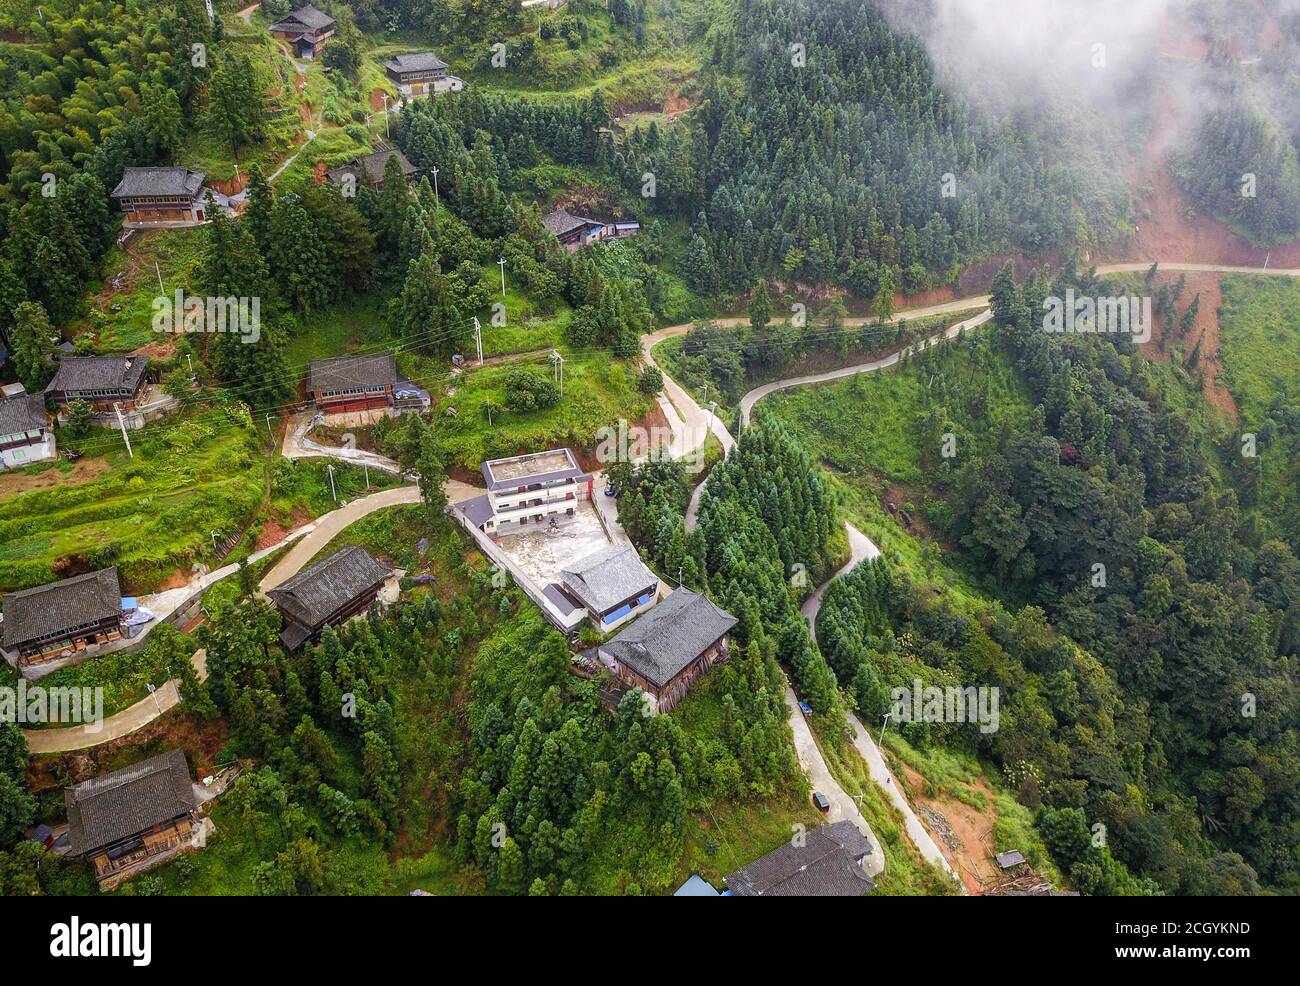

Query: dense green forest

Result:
[1173,2,1300,244]
[761,262,1300,895]
[612,0,1133,302]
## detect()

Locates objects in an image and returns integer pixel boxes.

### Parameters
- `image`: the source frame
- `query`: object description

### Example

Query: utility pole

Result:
[154,260,164,295]
[327,462,337,503]
[431,166,439,204]
[498,257,507,296]
[186,352,194,377]
[266,413,275,447]
[363,461,370,490]
[878,711,892,748]
[112,403,133,459]
[382,94,391,139]
[707,400,718,436]
[550,350,563,397]
[473,316,483,365]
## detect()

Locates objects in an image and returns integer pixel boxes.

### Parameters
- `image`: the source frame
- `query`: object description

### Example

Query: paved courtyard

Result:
[496,501,611,587]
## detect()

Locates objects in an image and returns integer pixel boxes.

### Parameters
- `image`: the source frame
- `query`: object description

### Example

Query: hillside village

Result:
[0,0,1298,910]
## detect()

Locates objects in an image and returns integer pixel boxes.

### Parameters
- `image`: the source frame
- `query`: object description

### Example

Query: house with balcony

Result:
[65,749,201,890]
[1,567,127,675]
[109,167,208,228]
[0,391,54,470]
[596,588,736,713]
[383,51,464,97]
[454,448,593,539]
[268,4,335,59]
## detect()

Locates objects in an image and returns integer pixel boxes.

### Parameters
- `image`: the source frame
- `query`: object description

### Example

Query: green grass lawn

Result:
[0,409,266,593]
[1217,274,1300,545]
[82,227,210,352]
[756,327,1032,485]
[432,348,652,469]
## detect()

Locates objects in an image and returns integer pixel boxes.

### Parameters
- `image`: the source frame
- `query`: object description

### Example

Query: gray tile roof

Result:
[109,167,205,200]
[327,149,417,189]
[268,546,390,630]
[455,493,495,529]
[307,353,396,394]
[599,588,736,688]
[542,208,600,237]
[0,393,47,436]
[561,545,657,614]
[270,4,335,32]
[65,749,196,856]
[45,355,149,396]
[725,820,876,896]
[385,51,448,74]
[2,567,122,649]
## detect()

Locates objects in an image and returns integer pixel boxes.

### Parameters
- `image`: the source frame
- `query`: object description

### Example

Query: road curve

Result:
[648,261,1300,880]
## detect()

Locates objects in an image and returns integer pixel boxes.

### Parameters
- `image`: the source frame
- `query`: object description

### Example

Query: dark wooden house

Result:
[306,353,397,414]
[44,355,150,415]
[268,4,335,59]
[326,149,418,194]
[109,167,207,227]
[383,51,452,97]
[268,546,391,650]
[1,567,125,672]
[66,749,199,890]
[596,588,736,712]
[725,820,876,896]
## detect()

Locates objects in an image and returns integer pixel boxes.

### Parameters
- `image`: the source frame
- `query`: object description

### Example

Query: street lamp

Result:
[878,711,892,747]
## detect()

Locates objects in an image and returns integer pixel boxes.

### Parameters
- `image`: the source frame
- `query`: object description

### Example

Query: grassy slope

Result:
[1217,274,1300,543]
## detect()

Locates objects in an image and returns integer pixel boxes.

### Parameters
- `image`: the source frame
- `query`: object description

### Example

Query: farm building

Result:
[556,545,658,630]
[1,568,127,674]
[596,588,736,712]
[327,148,418,194]
[109,167,208,227]
[65,749,201,890]
[268,546,391,650]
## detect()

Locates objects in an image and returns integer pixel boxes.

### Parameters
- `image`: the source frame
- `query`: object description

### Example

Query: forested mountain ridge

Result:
[617,0,1134,302]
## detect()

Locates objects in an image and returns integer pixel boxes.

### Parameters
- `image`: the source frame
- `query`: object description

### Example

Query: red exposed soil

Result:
[662,89,691,115]
[255,519,292,551]
[154,569,191,592]
[131,338,177,361]
[207,173,247,197]
[1141,271,1237,417]
[370,87,388,112]
[899,763,1003,895]
[312,160,328,184]
[26,715,229,793]
[0,457,110,502]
